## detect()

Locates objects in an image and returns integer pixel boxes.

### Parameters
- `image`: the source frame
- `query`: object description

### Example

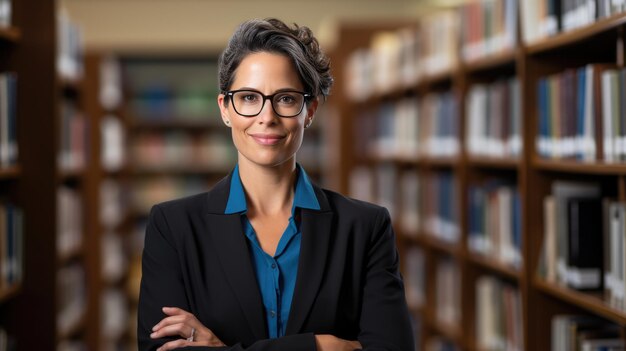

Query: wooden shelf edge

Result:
[534,277,626,325]
[131,166,232,176]
[526,13,626,54]
[408,233,462,256]
[427,318,465,347]
[533,157,626,175]
[0,283,22,302]
[466,156,520,170]
[463,49,517,73]
[466,253,522,281]
[0,26,21,42]
[0,165,21,179]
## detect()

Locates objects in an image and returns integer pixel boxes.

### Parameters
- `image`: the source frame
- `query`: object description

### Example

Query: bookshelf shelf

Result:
[463,50,517,74]
[420,157,461,169]
[0,284,21,303]
[427,319,464,348]
[57,168,85,182]
[525,13,626,55]
[0,165,21,179]
[533,278,626,325]
[533,158,626,175]
[410,234,461,256]
[0,26,20,42]
[466,156,520,170]
[466,253,521,281]
[57,246,84,266]
[421,68,456,87]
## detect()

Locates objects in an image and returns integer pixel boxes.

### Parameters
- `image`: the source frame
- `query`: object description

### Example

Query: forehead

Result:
[231,51,303,90]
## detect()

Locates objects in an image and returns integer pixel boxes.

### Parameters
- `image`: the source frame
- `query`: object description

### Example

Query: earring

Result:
[225,120,230,125]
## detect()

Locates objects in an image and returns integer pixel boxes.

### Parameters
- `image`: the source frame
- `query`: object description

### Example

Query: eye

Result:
[235,92,261,104]
[275,93,298,105]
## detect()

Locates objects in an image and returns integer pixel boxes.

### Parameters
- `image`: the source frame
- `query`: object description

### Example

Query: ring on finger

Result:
[187,327,195,342]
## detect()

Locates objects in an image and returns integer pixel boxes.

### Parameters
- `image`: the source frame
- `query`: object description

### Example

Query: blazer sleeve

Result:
[358,207,415,351]
[138,205,318,351]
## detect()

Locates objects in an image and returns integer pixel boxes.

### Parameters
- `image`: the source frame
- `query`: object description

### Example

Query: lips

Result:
[249,133,286,145]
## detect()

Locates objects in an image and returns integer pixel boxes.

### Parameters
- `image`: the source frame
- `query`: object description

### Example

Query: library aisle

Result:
[3,0,626,350]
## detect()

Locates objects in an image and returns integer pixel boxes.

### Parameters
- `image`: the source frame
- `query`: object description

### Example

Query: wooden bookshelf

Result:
[331,5,626,350]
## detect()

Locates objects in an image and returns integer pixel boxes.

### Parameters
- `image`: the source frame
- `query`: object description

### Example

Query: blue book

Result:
[538,78,549,157]
[577,67,587,160]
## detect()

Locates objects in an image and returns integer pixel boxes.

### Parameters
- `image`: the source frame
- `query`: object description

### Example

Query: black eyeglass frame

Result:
[223,89,313,118]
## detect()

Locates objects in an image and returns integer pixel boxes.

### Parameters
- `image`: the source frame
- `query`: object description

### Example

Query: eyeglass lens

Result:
[231,91,305,117]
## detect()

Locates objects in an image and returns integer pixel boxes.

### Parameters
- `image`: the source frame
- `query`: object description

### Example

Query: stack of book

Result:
[536,64,621,162]
[466,77,521,159]
[421,92,459,158]
[459,0,519,62]
[475,276,523,351]
[0,73,16,169]
[551,315,623,350]
[423,172,459,244]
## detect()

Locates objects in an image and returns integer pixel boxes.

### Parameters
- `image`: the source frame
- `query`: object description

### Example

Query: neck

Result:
[238,157,297,216]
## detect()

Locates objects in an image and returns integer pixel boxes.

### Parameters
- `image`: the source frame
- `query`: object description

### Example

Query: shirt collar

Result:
[224,164,320,215]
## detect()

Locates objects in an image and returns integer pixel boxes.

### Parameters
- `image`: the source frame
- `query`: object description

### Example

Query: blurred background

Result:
[3,0,626,350]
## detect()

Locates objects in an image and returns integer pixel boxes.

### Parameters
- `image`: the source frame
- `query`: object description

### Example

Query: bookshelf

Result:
[331,1,626,350]
[0,0,57,350]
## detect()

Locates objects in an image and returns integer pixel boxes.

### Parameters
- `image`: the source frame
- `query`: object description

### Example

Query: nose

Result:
[257,97,279,124]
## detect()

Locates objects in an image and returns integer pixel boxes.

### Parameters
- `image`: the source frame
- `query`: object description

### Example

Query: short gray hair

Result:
[218,18,333,103]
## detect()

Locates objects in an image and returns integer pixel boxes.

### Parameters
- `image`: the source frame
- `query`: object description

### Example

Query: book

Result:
[566,197,603,289]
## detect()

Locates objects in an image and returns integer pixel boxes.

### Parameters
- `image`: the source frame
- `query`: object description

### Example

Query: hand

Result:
[150,306,226,351]
[315,334,362,351]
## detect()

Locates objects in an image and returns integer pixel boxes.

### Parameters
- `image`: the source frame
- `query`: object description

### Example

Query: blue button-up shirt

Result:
[224,164,320,338]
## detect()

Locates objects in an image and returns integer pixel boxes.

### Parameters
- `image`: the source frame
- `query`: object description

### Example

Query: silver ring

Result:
[187,327,195,342]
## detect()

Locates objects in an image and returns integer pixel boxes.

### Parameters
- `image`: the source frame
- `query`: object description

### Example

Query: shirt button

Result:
[270,310,276,318]
[271,263,276,269]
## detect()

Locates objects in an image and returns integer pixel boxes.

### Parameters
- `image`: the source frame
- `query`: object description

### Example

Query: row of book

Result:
[0,73,16,169]
[535,64,626,162]
[366,92,460,160]
[58,102,87,172]
[539,181,607,292]
[0,0,11,28]
[349,166,460,244]
[435,256,461,328]
[459,0,519,62]
[466,77,522,159]
[56,186,83,258]
[425,337,459,351]
[468,182,522,269]
[343,10,459,100]
[475,276,523,351]
[100,115,125,172]
[131,131,236,172]
[521,0,626,45]
[99,178,127,231]
[124,60,220,121]
[56,263,86,337]
[404,247,426,310]
[57,8,83,81]
[101,288,129,341]
[551,314,624,350]
[130,87,221,121]
[0,203,22,291]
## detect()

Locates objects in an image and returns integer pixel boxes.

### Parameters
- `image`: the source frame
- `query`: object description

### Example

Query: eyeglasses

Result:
[224,89,312,118]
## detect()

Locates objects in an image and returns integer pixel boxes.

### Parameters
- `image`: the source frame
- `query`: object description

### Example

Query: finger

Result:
[150,323,190,339]
[152,315,187,331]
[157,338,190,351]
[161,306,190,316]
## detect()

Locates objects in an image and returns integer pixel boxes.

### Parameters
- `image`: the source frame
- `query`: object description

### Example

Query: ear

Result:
[217,94,232,127]
[304,97,319,129]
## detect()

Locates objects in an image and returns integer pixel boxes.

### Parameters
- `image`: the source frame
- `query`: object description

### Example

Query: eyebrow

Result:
[232,87,305,93]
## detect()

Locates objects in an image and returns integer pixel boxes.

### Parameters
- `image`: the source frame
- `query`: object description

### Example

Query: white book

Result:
[602,71,616,162]
[520,0,540,43]
[583,65,597,161]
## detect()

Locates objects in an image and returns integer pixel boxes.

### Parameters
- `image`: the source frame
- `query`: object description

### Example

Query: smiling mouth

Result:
[249,134,285,145]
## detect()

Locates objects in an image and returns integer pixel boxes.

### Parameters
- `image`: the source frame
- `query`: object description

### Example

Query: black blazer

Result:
[138,172,415,351]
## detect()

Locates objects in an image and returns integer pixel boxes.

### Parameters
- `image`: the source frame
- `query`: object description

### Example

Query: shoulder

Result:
[319,188,391,227]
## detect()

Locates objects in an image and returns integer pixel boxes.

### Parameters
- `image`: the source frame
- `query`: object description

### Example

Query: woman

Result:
[138,18,414,351]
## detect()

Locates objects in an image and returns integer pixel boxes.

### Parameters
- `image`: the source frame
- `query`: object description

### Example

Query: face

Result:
[218,52,318,169]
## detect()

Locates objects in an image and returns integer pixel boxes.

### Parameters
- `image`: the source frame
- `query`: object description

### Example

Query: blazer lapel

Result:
[286,185,333,334]
[205,175,267,340]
